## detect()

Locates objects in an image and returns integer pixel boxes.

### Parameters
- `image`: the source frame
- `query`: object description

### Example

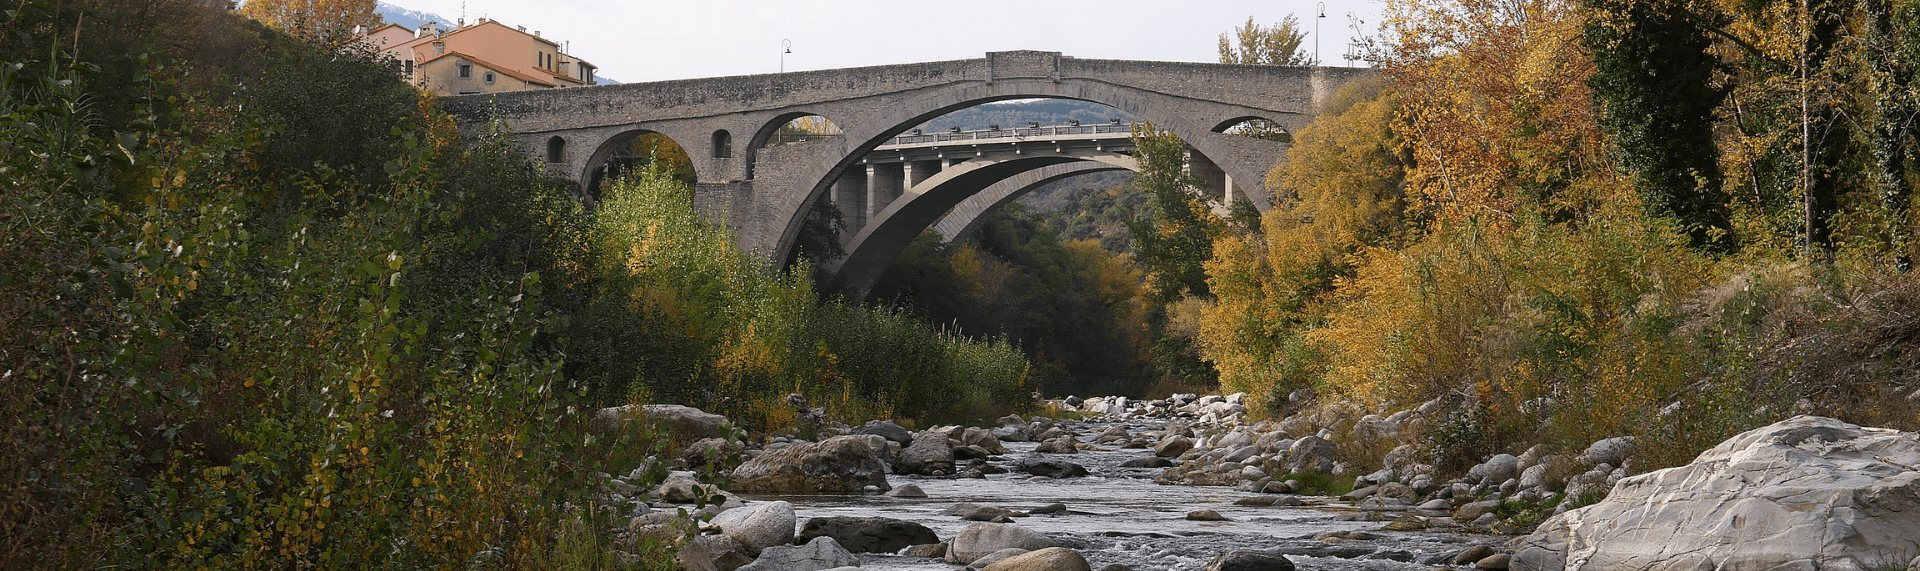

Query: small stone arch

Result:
[545,135,566,163]
[1212,116,1291,143]
[711,129,733,158]
[581,130,697,202]
[744,112,844,180]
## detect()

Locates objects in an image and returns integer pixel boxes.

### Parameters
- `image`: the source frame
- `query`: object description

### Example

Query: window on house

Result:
[483,71,495,84]
[404,59,413,76]
[458,63,471,78]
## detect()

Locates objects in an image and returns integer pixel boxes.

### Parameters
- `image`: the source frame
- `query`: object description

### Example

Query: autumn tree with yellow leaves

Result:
[240,0,382,48]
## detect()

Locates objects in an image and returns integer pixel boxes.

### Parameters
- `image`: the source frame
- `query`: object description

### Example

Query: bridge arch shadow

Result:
[581,129,699,204]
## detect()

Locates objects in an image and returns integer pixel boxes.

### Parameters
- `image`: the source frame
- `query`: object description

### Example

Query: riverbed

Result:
[742,417,1490,570]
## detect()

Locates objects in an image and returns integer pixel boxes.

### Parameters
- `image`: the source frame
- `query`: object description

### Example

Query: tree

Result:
[239,0,381,48]
[1583,0,1734,252]
[1126,123,1222,302]
[1219,15,1312,66]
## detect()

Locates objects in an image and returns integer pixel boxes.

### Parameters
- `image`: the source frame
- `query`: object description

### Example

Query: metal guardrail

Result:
[880,123,1133,147]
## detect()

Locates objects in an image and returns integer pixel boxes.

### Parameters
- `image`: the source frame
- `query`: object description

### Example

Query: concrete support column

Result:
[833,169,867,232]
[905,159,941,189]
[1187,149,1228,204]
[867,162,904,219]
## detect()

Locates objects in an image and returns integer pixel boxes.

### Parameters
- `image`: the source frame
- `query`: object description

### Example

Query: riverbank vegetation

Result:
[1185,0,1920,474]
[0,0,1022,567]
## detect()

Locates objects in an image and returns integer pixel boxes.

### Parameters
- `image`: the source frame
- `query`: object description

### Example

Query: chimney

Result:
[457,17,464,27]
[534,30,541,38]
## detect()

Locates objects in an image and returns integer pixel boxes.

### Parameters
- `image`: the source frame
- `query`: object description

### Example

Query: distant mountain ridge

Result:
[374,2,453,32]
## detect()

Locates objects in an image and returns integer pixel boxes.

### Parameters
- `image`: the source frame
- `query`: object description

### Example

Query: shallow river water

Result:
[741,417,1488,570]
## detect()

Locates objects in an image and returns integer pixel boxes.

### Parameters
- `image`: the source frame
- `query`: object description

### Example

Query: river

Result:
[741,416,1488,570]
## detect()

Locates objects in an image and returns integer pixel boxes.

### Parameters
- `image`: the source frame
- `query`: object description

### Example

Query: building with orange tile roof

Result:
[362,18,596,96]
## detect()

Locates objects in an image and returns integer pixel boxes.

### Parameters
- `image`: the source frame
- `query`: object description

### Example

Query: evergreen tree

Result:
[1583,0,1733,251]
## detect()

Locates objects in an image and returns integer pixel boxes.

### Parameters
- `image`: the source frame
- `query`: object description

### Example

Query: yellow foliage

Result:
[1381,0,1608,220]
[239,0,381,48]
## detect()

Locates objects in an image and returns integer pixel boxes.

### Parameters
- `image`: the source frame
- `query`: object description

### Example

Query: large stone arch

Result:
[828,158,1137,297]
[762,79,1300,271]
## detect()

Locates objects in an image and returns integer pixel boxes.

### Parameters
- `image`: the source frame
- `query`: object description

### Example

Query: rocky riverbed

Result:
[601,396,1920,571]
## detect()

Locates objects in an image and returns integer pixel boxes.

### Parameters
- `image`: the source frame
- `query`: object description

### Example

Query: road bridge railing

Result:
[879,122,1134,148]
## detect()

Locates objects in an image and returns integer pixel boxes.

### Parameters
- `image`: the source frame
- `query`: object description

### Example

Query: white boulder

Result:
[1513,416,1920,571]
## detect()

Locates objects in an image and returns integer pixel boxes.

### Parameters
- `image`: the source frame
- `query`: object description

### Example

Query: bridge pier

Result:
[833,170,867,231]
[866,163,904,220]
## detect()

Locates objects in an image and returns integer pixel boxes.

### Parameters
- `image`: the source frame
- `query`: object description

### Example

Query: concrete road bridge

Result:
[440,50,1373,296]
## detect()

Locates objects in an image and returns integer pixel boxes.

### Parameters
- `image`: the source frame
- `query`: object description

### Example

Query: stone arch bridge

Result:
[441,51,1372,296]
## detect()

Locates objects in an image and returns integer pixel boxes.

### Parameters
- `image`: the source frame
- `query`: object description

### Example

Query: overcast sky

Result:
[384,0,1384,82]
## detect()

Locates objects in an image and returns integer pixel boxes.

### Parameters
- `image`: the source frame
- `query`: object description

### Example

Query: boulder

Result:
[858,419,914,445]
[894,430,956,476]
[730,435,891,494]
[1120,456,1175,468]
[1154,436,1194,457]
[796,516,938,554]
[1187,509,1227,521]
[679,533,755,571]
[1205,551,1295,571]
[1513,416,1920,571]
[1222,444,1262,464]
[993,426,1030,442]
[1029,502,1067,514]
[597,404,732,440]
[736,536,859,571]
[1284,436,1337,475]
[1580,436,1636,467]
[1019,458,1089,479]
[954,445,992,461]
[1034,436,1080,454]
[968,548,1030,569]
[886,483,926,498]
[1469,453,1521,486]
[947,523,1057,565]
[982,547,1093,571]
[681,437,743,469]
[962,426,1011,454]
[902,543,947,558]
[1453,500,1500,523]
[708,501,796,556]
[655,470,728,504]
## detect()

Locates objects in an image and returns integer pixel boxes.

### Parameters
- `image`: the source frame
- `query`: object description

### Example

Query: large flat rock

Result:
[1513,415,1920,571]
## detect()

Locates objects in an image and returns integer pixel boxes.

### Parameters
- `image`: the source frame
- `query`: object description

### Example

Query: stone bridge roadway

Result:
[440,51,1373,296]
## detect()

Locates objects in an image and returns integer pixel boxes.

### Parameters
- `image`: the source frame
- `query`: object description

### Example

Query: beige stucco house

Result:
[362,19,596,96]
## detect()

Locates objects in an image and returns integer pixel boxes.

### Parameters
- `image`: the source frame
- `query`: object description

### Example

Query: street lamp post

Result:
[1316,2,1326,66]
[781,39,792,73]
